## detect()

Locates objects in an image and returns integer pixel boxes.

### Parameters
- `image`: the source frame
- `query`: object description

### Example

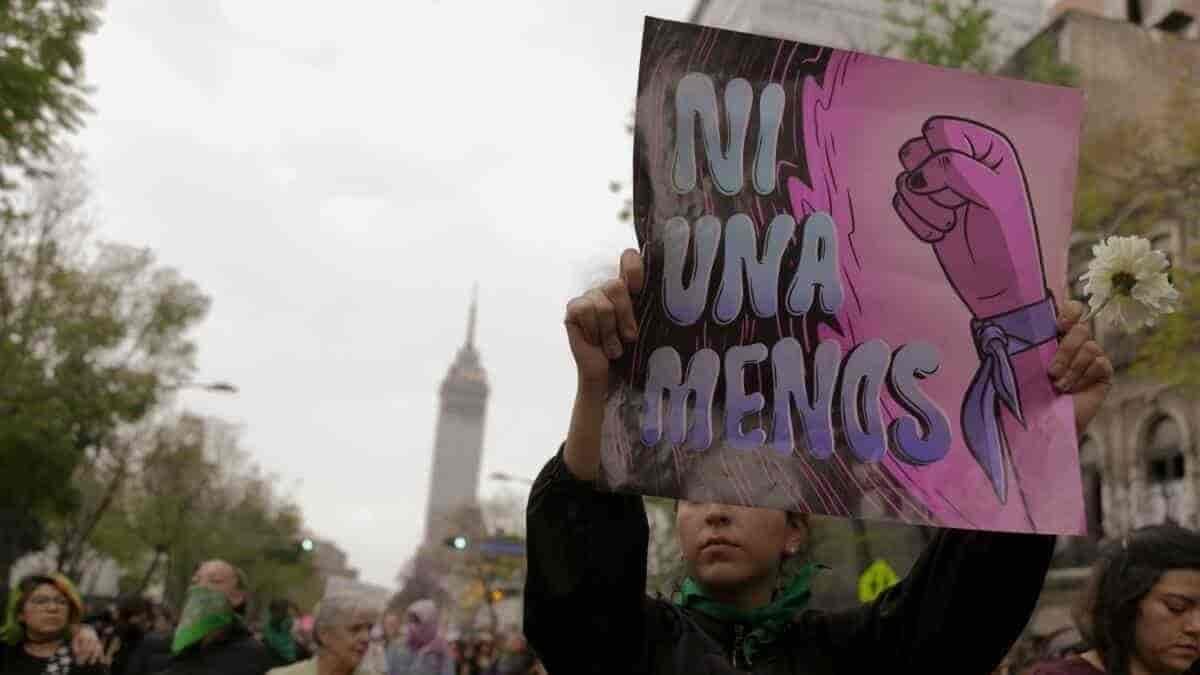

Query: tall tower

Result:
[423,289,489,543]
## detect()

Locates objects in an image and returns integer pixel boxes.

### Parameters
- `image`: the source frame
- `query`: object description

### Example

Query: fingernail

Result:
[606,341,623,359]
[1055,377,1074,392]
[908,170,927,190]
[1048,361,1064,377]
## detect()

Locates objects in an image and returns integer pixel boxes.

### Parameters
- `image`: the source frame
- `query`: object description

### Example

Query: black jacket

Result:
[117,631,172,675]
[157,624,275,675]
[523,450,1056,674]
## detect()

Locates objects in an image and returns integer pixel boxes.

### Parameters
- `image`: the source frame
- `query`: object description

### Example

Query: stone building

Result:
[690,0,1046,62]
[1008,5,1200,558]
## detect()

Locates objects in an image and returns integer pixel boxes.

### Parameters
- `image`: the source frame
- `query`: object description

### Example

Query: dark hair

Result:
[268,598,291,626]
[117,595,153,623]
[1075,524,1200,675]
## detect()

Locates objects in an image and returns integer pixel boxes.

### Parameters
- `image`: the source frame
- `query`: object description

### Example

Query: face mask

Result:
[172,587,235,655]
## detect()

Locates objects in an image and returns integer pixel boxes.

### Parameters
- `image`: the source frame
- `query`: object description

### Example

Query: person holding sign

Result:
[522,249,1113,675]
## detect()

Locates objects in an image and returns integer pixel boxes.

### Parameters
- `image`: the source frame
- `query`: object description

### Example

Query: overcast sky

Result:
[77,0,691,587]
[77,0,1062,589]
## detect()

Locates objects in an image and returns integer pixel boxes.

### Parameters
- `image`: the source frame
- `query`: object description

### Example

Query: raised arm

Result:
[815,300,1113,673]
[523,249,652,674]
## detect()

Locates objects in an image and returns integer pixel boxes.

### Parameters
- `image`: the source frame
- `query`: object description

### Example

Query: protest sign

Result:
[599,17,1086,535]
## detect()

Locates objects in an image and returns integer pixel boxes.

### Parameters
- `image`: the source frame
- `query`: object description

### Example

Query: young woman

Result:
[0,574,108,675]
[1031,525,1200,675]
[524,249,1115,674]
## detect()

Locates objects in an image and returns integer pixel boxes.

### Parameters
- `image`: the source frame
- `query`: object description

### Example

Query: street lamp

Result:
[489,471,533,486]
[170,380,239,394]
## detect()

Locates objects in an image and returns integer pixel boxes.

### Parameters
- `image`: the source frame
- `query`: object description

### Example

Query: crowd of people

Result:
[0,559,542,675]
[4,251,1200,675]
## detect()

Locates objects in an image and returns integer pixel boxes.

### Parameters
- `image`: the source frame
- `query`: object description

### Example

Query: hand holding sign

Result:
[563,249,644,481]
[565,249,644,398]
[893,117,1047,320]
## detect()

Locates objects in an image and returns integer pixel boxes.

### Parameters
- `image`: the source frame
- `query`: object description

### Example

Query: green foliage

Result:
[884,0,997,72]
[0,0,102,207]
[0,159,209,592]
[98,414,318,612]
[1015,34,1079,87]
[1133,254,1200,392]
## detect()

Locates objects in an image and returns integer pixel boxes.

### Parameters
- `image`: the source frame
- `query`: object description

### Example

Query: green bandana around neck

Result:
[675,563,819,667]
[262,614,297,663]
[172,586,236,655]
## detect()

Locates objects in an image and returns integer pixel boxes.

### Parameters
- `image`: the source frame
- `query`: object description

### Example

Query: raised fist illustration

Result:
[892,116,1048,319]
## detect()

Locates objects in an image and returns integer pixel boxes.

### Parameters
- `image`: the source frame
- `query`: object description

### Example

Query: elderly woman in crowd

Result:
[268,594,381,675]
[0,573,108,674]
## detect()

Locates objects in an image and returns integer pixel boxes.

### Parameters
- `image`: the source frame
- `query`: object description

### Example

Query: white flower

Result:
[1081,235,1180,331]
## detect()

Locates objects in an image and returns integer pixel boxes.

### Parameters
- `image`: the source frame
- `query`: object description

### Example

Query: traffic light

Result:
[489,589,504,603]
[443,535,469,551]
[300,538,315,553]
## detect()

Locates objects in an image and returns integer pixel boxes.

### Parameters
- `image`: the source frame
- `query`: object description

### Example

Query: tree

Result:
[94,413,318,612]
[0,156,208,598]
[1074,81,1200,389]
[0,0,102,210]
[884,0,998,73]
[0,157,209,603]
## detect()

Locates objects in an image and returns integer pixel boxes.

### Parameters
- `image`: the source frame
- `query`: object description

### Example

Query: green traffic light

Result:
[453,536,468,550]
[301,538,315,552]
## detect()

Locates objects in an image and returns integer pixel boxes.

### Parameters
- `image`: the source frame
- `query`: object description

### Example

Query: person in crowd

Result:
[380,610,403,674]
[386,599,453,675]
[354,619,389,675]
[106,595,154,675]
[267,593,380,675]
[472,633,497,675]
[1029,525,1200,675]
[494,632,536,675]
[152,604,176,635]
[119,602,176,675]
[263,598,300,666]
[382,611,403,649]
[0,573,108,674]
[523,249,1116,674]
[157,562,275,675]
[127,557,272,672]
[190,559,251,617]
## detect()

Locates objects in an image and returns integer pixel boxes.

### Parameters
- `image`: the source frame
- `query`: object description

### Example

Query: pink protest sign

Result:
[600,17,1086,535]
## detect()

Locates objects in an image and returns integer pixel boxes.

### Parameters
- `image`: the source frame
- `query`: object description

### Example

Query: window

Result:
[1146,415,1185,483]
[1158,11,1195,33]
[1128,0,1144,24]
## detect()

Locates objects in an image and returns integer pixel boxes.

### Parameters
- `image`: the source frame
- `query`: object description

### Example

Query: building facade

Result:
[1014,6,1200,555]
[1051,0,1200,38]
[690,0,1046,63]
[422,294,490,543]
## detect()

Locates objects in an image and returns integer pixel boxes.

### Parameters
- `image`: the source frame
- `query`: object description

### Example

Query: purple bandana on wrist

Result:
[963,296,1059,504]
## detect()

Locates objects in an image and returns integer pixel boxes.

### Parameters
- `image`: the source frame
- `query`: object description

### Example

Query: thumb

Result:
[907,151,1009,207]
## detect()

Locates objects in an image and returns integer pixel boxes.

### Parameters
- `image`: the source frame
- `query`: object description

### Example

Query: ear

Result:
[784,513,810,556]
